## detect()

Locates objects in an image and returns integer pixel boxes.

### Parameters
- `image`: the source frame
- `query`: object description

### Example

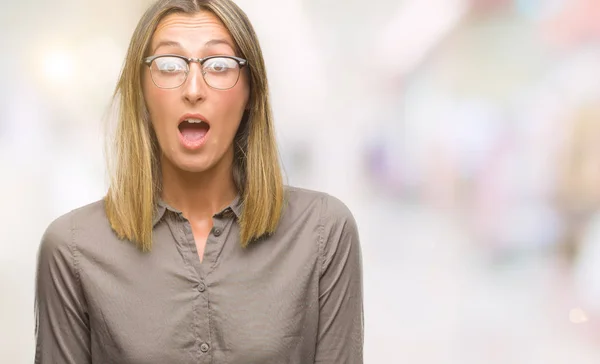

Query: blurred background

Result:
[2,0,600,362]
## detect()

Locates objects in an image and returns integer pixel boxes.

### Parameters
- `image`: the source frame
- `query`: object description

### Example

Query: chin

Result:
[161,144,233,175]
[161,152,212,174]
[174,159,214,174]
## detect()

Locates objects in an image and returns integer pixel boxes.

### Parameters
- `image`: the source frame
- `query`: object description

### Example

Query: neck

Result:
[160,150,237,221]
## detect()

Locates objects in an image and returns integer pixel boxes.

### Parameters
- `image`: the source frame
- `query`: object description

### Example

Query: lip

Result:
[178,113,211,151]
[179,113,210,125]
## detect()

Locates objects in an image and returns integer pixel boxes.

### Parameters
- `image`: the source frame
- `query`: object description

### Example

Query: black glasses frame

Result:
[143,54,248,90]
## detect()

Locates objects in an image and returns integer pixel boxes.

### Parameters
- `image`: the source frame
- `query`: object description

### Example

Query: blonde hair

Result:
[105,0,284,251]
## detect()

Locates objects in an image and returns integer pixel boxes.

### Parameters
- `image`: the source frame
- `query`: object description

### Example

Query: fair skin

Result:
[143,11,250,261]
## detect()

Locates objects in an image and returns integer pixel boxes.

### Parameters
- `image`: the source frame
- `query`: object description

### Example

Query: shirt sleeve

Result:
[34,213,91,364]
[315,195,364,363]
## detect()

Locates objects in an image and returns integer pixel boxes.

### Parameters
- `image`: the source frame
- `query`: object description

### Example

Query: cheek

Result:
[218,91,248,132]
[223,78,250,123]
[143,79,173,131]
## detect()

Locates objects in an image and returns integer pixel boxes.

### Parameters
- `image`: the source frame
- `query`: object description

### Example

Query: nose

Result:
[181,62,207,104]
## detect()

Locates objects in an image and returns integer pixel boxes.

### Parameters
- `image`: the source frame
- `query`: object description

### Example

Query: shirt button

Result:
[198,282,206,292]
[200,343,210,353]
[213,228,222,237]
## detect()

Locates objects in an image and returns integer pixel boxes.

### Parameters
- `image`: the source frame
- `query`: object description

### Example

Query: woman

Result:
[34,0,364,363]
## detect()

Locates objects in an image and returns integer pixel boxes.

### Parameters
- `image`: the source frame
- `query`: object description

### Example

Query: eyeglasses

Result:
[143,54,248,90]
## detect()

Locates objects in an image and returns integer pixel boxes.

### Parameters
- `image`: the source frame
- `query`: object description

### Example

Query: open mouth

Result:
[178,118,210,144]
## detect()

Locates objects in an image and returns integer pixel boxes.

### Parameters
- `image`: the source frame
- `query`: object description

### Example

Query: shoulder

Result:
[284,187,361,277]
[283,185,358,234]
[39,199,108,257]
[39,210,73,260]
[67,199,110,231]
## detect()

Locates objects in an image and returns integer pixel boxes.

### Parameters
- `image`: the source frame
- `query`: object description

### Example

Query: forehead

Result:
[151,11,236,53]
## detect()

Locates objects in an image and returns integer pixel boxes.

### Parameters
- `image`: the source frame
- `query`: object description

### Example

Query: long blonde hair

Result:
[105,0,284,251]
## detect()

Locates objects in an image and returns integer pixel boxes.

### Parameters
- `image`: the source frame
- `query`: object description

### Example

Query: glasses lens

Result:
[150,56,188,88]
[202,57,241,90]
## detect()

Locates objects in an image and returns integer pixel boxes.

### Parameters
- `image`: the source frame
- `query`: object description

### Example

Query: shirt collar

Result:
[152,201,168,227]
[152,194,243,227]
[228,194,243,219]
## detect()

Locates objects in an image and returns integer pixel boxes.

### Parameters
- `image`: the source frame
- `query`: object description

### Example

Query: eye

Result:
[203,57,237,73]
[153,57,187,73]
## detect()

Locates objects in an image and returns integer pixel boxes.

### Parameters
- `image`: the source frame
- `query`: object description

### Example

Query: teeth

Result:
[185,118,204,124]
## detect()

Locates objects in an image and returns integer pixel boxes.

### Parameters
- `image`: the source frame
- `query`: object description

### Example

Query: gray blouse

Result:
[34,186,364,363]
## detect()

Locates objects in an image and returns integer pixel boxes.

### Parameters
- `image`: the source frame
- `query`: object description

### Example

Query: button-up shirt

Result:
[34,186,364,363]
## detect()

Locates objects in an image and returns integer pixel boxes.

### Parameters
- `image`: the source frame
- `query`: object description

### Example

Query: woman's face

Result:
[143,11,250,174]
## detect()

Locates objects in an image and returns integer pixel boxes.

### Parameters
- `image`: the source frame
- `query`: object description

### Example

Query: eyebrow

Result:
[152,40,182,54]
[204,38,235,49]
[152,39,235,54]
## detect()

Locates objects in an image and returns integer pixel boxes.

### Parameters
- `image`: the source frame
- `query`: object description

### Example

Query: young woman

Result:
[34,0,364,363]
